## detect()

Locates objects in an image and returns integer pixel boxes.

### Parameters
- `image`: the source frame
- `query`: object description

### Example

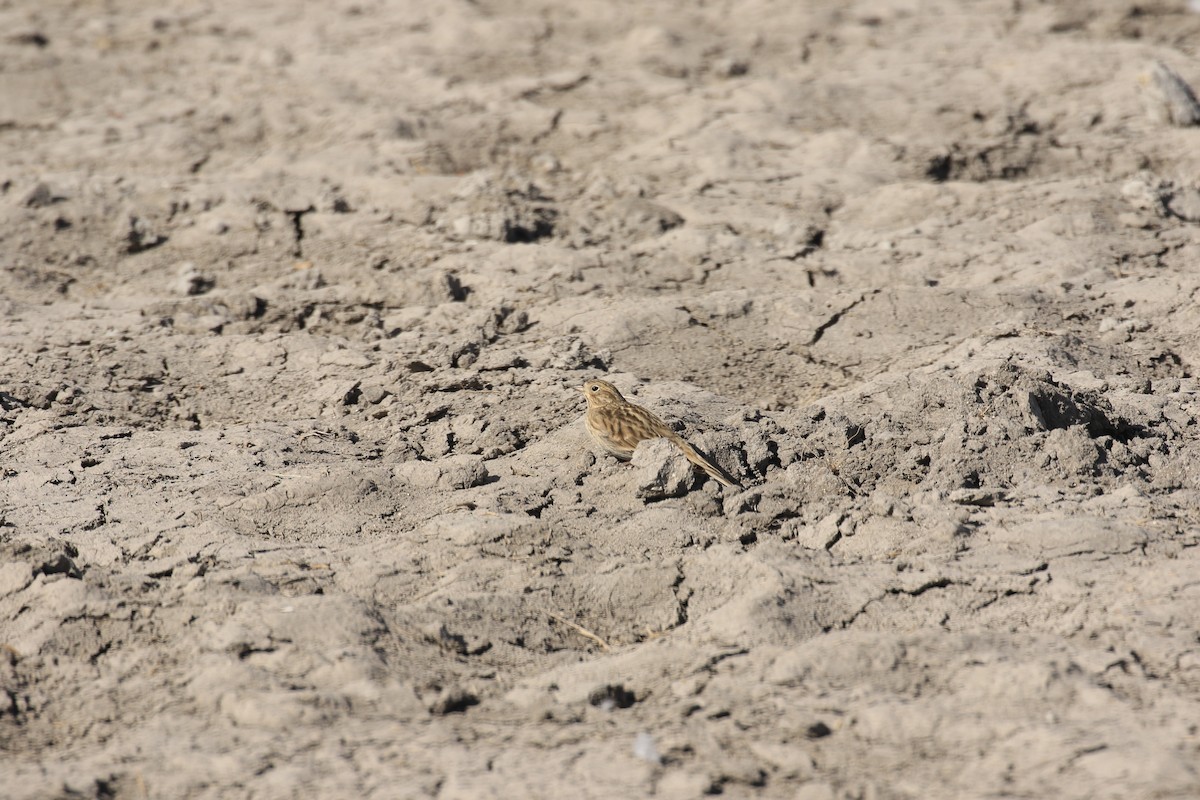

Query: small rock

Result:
[791,513,843,551]
[361,384,388,404]
[174,262,215,296]
[633,732,662,765]
[219,293,266,320]
[319,349,373,369]
[633,438,693,499]
[948,488,1006,507]
[0,562,33,598]
[1140,61,1200,127]
[393,455,488,490]
[1117,212,1152,229]
[1166,187,1200,222]
[24,182,59,208]
[531,153,560,173]
[794,782,837,800]
[1121,172,1170,215]
[712,57,749,77]
[121,215,166,254]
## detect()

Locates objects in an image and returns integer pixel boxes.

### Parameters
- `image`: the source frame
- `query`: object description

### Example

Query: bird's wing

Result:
[621,403,743,490]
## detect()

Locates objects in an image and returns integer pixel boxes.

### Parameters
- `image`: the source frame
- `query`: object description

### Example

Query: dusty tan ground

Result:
[3,1,1200,798]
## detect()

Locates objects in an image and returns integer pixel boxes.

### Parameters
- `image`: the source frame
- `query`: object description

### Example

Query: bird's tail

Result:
[670,435,743,490]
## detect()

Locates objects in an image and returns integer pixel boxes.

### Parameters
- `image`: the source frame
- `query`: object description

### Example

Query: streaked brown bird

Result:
[578,379,743,490]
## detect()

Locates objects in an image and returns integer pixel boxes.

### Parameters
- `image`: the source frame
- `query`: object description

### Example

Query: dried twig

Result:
[544,609,611,651]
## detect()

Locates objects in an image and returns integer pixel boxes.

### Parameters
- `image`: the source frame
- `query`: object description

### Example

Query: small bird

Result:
[578,379,743,490]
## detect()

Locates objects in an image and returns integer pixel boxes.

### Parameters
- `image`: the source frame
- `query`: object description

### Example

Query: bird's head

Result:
[578,379,626,408]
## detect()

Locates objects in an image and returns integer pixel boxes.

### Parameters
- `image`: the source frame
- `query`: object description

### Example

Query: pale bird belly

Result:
[585,414,636,460]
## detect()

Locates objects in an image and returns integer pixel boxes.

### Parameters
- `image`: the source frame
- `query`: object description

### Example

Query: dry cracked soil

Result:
[2,1,1200,798]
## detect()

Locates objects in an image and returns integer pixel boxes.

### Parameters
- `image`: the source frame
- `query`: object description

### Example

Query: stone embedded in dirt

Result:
[632,731,662,764]
[360,384,388,404]
[792,512,844,551]
[0,562,34,598]
[1140,60,1200,127]
[1121,172,1200,222]
[438,171,557,243]
[975,364,1127,439]
[119,214,167,253]
[633,437,694,499]
[948,489,1007,507]
[393,455,489,490]
[23,182,59,208]
[1166,187,1200,223]
[174,262,215,296]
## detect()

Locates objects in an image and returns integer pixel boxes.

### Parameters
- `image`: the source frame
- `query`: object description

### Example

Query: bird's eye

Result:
[590,385,598,392]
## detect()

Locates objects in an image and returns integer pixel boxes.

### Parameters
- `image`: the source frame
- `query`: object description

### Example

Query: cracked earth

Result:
[3,1,1200,798]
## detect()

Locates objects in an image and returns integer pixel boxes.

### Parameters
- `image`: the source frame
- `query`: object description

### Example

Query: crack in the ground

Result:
[287,206,315,258]
[808,290,879,346]
[835,577,962,629]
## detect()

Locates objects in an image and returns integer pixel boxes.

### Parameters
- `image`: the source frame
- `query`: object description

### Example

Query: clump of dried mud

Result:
[2,2,1200,798]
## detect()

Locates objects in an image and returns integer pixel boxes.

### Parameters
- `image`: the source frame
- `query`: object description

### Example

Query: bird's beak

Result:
[575,386,586,395]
